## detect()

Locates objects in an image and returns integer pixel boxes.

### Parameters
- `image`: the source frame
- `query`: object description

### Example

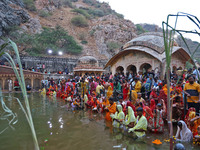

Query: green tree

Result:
[15,26,82,55]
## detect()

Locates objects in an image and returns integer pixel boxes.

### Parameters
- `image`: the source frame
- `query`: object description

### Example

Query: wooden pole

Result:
[166,69,173,150]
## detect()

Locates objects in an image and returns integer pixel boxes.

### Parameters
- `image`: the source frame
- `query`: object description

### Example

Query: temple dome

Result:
[123,32,178,54]
[77,55,98,66]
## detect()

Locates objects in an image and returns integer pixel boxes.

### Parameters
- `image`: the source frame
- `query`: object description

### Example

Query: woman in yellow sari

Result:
[128,90,137,105]
[124,106,136,128]
[107,85,113,99]
[112,105,125,128]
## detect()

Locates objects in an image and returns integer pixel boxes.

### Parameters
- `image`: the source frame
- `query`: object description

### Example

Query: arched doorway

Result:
[127,65,137,76]
[140,63,152,74]
[177,66,182,70]
[25,78,31,87]
[172,66,177,73]
[33,78,40,90]
[4,78,12,90]
[116,66,124,74]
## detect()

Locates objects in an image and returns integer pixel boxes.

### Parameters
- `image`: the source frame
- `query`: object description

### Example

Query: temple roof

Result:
[74,55,104,73]
[104,32,194,68]
[78,56,98,65]
[122,32,178,54]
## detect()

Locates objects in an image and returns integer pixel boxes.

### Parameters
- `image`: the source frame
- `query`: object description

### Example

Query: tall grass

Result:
[0,40,39,150]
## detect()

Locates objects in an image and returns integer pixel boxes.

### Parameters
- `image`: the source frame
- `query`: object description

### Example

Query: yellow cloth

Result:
[112,105,125,128]
[81,82,88,96]
[124,106,136,126]
[128,115,147,137]
[129,90,138,105]
[184,82,200,103]
[96,85,104,95]
[163,84,173,96]
[107,86,113,98]
[135,81,142,93]
[84,94,88,103]
[41,88,46,95]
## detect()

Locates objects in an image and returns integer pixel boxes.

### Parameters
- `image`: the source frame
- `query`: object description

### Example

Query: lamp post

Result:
[58,51,63,56]
[48,49,53,54]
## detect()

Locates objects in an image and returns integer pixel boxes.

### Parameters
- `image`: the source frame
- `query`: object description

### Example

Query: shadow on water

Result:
[0,93,199,150]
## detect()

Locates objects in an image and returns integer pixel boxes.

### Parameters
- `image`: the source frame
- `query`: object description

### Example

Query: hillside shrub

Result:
[23,0,36,11]
[88,9,104,17]
[61,0,73,8]
[82,0,95,5]
[78,32,87,41]
[136,24,146,35]
[71,16,88,27]
[72,8,91,19]
[38,10,52,17]
[89,29,96,36]
[107,41,122,52]
[81,40,88,44]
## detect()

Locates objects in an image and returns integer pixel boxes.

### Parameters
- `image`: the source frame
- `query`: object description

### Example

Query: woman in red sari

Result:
[185,107,196,127]
[149,109,164,133]
[150,99,156,112]
[143,106,153,122]
[184,107,200,136]
[123,79,129,100]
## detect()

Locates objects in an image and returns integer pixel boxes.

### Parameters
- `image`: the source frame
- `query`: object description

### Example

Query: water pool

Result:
[0,93,199,150]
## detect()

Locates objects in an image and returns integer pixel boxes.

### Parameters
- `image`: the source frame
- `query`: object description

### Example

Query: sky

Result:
[99,0,200,42]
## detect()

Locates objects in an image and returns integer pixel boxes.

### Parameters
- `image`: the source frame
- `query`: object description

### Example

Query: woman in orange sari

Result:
[105,98,116,121]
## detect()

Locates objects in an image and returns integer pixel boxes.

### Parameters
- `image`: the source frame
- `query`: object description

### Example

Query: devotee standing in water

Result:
[105,97,116,121]
[128,107,147,138]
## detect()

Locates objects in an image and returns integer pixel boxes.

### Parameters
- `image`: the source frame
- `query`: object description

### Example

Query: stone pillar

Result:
[152,60,155,70]
[2,77,5,90]
[31,77,34,90]
[124,65,126,75]
[12,77,15,91]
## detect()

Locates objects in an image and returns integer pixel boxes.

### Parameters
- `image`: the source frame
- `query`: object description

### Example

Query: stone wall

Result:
[17,56,108,73]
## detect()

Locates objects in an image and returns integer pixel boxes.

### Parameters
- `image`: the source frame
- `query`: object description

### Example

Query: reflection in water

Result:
[0,93,199,150]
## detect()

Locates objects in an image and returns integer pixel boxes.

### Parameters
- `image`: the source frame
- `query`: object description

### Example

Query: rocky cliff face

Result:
[0,0,30,36]
[90,15,137,58]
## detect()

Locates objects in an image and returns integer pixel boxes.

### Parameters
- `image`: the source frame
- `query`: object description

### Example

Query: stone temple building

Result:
[104,32,194,78]
[73,55,105,76]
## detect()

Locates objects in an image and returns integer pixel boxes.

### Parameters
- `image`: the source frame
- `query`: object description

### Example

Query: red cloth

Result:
[123,83,129,100]
[184,107,196,127]
[14,81,19,86]
[143,106,153,121]
[150,90,158,99]
[110,83,114,90]
[150,99,156,112]
[126,101,136,112]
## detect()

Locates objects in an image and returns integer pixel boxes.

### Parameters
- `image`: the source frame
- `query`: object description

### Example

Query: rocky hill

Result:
[0,0,136,60]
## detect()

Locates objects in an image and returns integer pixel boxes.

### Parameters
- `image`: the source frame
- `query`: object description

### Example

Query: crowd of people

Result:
[40,66,200,145]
